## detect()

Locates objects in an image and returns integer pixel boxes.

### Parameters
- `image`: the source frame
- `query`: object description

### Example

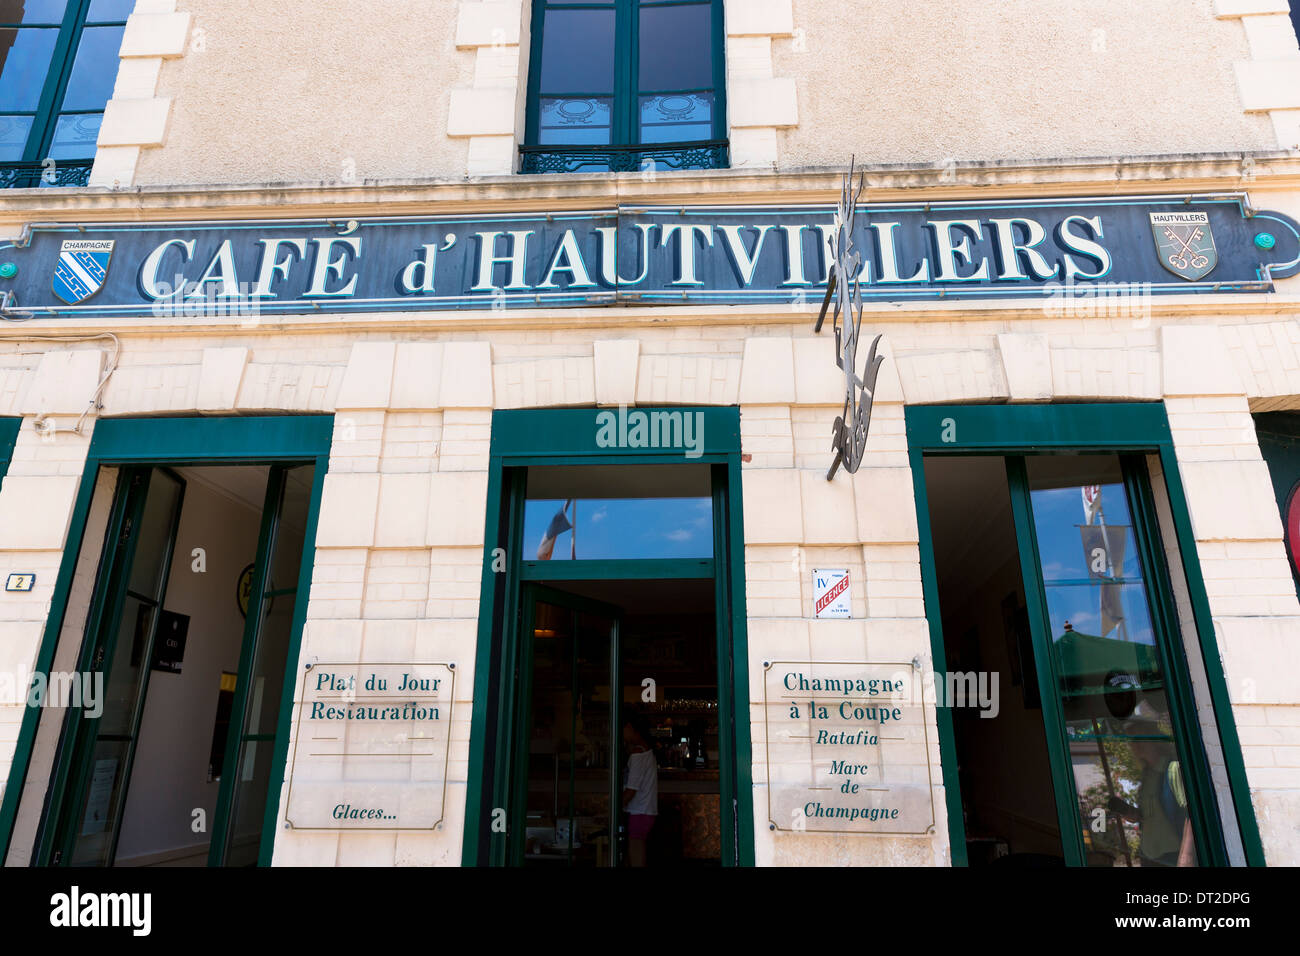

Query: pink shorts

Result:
[628,813,656,840]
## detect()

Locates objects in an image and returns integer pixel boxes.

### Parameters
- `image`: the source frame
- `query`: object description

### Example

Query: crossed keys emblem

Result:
[814,159,885,481]
[1162,225,1210,273]
[1149,211,1217,281]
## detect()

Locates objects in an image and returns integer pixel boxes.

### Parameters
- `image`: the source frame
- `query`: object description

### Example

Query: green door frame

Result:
[0,415,334,867]
[905,402,1265,867]
[461,406,754,867]
[44,466,187,866]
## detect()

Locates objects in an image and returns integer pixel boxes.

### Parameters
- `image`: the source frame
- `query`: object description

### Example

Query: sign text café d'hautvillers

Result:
[0,184,1297,869]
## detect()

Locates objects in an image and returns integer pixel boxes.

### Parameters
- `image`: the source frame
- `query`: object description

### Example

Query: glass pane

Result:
[267,465,312,592]
[0,27,58,110]
[1027,455,1199,867]
[0,113,33,159]
[538,95,612,145]
[98,594,152,738]
[47,111,100,158]
[638,3,712,91]
[68,738,130,866]
[223,736,276,866]
[523,463,713,561]
[639,91,712,143]
[126,471,182,597]
[0,0,67,24]
[59,24,123,110]
[523,602,615,866]
[539,8,615,93]
[87,0,135,22]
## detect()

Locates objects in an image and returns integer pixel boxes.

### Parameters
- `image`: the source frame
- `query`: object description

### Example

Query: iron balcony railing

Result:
[0,160,94,189]
[519,140,729,175]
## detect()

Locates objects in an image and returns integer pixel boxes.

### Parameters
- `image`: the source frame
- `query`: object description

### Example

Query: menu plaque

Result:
[763,661,935,834]
[285,662,454,830]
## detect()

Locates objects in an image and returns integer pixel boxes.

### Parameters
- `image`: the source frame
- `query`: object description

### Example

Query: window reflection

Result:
[524,464,713,561]
[1027,455,1197,867]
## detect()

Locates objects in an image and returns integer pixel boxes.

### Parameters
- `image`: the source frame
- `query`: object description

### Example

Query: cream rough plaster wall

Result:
[772,0,1277,169]
[133,0,473,187]
[4,295,1300,863]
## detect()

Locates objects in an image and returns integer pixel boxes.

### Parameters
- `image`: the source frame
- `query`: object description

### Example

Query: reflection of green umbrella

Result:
[1054,624,1163,708]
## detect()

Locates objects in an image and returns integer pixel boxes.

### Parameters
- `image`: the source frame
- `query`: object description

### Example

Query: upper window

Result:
[521,0,727,174]
[0,0,130,187]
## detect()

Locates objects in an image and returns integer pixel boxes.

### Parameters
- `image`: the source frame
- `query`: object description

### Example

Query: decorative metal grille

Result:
[0,160,94,189]
[519,141,728,174]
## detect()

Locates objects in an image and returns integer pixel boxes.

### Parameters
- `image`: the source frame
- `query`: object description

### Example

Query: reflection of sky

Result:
[1030,483,1155,646]
[523,498,712,560]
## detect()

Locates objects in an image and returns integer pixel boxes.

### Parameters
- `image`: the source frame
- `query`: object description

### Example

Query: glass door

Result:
[48,466,185,866]
[513,584,622,867]
[1008,454,1218,866]
[209,463,314,866]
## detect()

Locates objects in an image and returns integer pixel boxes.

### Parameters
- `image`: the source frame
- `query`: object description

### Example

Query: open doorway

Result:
[45,462,313,867]
[518,578,720,867]
[923,456,1065,865]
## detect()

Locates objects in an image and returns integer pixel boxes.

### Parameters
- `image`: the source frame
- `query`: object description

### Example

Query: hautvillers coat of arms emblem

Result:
[1149,211,1217,281]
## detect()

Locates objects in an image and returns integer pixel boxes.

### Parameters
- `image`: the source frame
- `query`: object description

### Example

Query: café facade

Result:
[0,0,1299,869]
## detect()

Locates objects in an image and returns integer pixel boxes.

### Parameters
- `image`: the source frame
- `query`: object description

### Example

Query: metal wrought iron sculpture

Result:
[815,159,885,481]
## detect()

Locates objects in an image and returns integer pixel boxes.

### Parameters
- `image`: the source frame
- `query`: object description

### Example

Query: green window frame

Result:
[462,406,754,866]
[520,0,729,174]
[905,402,1265,867]
[1,0,130,188]
[0,414,334,866]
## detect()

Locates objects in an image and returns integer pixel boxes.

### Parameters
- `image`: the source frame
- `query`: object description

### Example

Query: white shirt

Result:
[624,749,658,815]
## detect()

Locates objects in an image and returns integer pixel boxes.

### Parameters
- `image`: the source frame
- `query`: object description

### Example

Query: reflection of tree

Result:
[1078,736,1142,865]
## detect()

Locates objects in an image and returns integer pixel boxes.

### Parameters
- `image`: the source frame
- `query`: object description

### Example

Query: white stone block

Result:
[335,341,396,410]
[792,338,842,405]
[725,0,794,36]
[197,347,248,412]
[594,339,639,407]
[456,1,522,48]
[111,58,163,99]
[1179,460,1285,541]
[1235,59,1300,110]
[22,349,105,416]
[0,476,80,550]
[1269,107,1300,148]
[729,77,798,128]
[439,342,493,408]
[315,473,380,548]
[853,467,919,544]
[739,337,796,404]
[1216,617,1300,704]
[97,97,172,147]
[800,470,858,545]
[375,473,432,548]
[1162,326,1246,397]
[1242,14,1300,58]
[87,146,140,189]
[726,36,774,80]
[997,332,1053,401]
[391,343,443,410]
[467,135,517,176]
[448,88,517,137]
[120,12,191,58]
[1214,0,1290,17]
[426,472,489,547]
[729,127,779,167]
[742,469,803,544]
